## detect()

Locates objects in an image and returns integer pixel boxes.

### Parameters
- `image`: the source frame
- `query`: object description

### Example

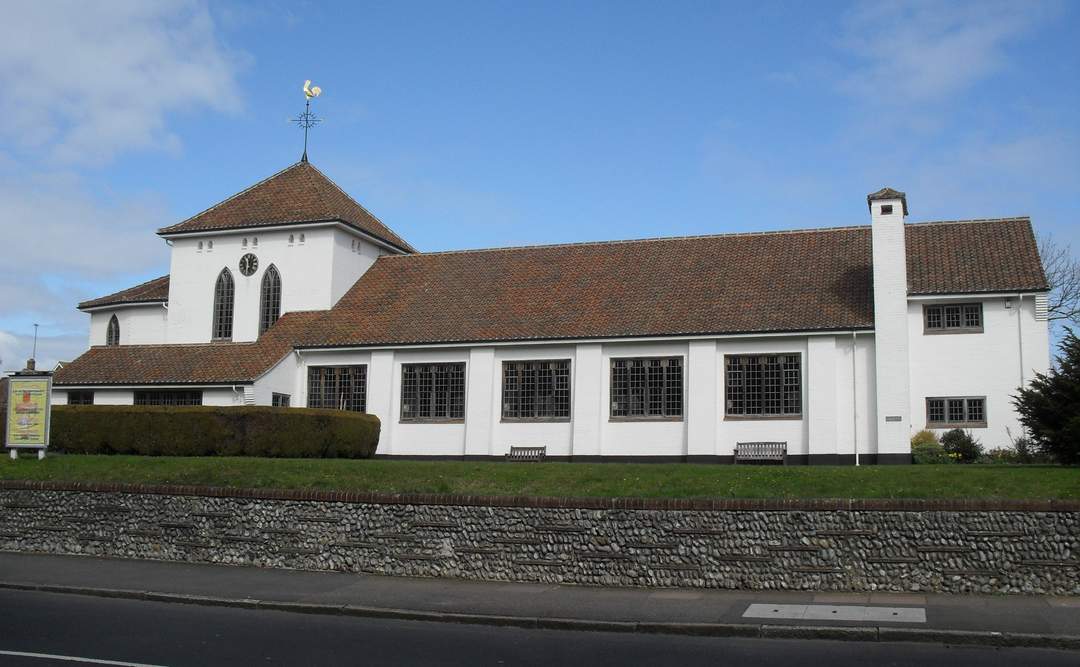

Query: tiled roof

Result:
[53,311,324,386]
[303,217,1046,347]
[55,216,1048,385]
[157,162,416,253]
[78,275,170,310]
[305,226,876,347]
[906,218,1047,294]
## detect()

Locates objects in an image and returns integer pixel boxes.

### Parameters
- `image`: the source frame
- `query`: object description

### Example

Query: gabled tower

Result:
[157,161,415,344]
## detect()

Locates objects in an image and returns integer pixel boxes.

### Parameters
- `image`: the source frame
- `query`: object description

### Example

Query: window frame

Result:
[212,268,235,341]
[66,390,94,405]
[724,353,804,420]
[259,264,282,335]
[925,396,987,428]
[271,392,291,408]
[399,362,467,423]
[306,365,367,412]
[501,359,572,422]
[105,315,120,347]
[609,356,684,422]
[923,303,984,334]
[133,390,203,406]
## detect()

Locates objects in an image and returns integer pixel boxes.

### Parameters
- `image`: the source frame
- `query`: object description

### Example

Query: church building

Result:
[52,160,1051,463]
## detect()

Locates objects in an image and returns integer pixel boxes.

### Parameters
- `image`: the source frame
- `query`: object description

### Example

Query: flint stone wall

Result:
[0,482,1077,595]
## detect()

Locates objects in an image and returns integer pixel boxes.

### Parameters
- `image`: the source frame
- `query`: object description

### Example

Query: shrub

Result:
[1013,329,1080,465]
[940,428,983,464]
[52,406,380,458]
[910,430,950,464]
[911,440,950,464]
[910,430,939,448]
[980,447,1019,464]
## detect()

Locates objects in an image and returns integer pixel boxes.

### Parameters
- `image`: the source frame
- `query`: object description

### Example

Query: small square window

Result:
[880,204,893,215]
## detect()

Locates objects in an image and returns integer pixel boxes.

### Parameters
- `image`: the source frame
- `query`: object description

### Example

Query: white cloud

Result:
[0,1,245,370]
[0,0,245,165]
[837,0,1059,103]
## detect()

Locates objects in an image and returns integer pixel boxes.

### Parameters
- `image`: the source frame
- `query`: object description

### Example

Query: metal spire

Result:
[291,80,323,162]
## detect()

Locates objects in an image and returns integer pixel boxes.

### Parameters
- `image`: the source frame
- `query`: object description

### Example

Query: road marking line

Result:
[0,649,168,666]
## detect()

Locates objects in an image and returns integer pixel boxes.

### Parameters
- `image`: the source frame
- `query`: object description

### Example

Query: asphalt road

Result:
[0,589,1075,667]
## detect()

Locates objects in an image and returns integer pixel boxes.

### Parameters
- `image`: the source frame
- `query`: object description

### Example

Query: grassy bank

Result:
[0,455,1077,499]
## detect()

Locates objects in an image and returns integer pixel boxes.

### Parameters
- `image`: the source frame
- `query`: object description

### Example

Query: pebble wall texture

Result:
[0,482,1077,595]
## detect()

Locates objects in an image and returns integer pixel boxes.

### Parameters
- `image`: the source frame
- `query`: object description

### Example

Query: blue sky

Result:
[1,0,1078,369]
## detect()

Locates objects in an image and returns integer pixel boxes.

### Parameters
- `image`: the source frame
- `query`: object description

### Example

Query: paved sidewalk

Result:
[1,552,1077,648]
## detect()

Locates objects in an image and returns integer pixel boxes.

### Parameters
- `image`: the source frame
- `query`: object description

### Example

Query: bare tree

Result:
[1039,233,1080,326]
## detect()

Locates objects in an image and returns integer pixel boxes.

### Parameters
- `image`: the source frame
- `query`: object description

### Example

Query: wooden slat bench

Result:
[734,441,787,465]
[505,446,547,463]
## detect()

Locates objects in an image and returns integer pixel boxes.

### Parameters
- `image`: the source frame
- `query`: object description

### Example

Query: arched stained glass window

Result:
[106,314,120,346]
[212,268,234,340]
[259,264,282,334]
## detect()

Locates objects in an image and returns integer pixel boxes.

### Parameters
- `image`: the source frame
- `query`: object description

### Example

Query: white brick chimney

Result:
[868,187,911,461]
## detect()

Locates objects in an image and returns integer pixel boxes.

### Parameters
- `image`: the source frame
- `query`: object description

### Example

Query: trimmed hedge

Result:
[52,405,380,458]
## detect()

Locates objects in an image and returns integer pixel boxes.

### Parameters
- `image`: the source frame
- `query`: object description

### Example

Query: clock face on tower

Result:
[239,253,258,276]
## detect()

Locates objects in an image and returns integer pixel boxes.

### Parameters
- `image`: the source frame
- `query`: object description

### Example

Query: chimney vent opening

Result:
[880,204,894,215]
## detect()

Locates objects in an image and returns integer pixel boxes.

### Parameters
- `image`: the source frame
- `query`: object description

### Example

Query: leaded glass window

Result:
[212,268,235,341]
[106,315,120,346]
[610,357,683,419]
[725,354,802,418]
[502,360,571,420]
[133,390,202,406]
[307,366,367,412]
[259,264,282,334]
[400,363,466,421]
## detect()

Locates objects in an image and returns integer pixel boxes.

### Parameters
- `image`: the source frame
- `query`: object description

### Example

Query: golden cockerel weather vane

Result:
[291,80,323,162]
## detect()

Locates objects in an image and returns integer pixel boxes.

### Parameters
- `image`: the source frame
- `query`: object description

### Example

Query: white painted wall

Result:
[88,305,167,347]
[165,227,387,344]
[277,335,882,460]
[907,295,1050,449]
[54,388,239,406]
[58,304,1046,462]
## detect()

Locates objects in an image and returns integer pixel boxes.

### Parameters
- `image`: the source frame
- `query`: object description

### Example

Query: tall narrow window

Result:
[105,315,120,346]
[259,264,282,334]
[212,268,235,340]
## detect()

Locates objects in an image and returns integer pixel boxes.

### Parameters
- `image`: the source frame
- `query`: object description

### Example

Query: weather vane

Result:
[291,80,323,162]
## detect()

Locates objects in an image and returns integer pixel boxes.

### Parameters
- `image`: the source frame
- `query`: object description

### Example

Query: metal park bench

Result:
[505,446,547,463]
[734,441,788,465]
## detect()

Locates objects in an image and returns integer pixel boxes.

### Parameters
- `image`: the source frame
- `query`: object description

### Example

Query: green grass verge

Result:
[0,455,1077,499]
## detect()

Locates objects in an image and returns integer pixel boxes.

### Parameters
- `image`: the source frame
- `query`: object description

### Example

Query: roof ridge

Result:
[906,216,1030,227]
[303,163,414,253]
[375,216,1032,260]
[379,224,874,259]
[157,162,306,235]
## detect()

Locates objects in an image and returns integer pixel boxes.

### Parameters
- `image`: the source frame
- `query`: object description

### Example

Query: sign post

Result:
[3,360,52,460]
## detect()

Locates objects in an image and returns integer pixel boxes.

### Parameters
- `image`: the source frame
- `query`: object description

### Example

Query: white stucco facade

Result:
[165,225,389,344]
[53,182,1052,463]
[87,305,168,347]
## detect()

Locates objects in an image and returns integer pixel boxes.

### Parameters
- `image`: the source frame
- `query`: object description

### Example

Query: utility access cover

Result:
[742,604,926,623]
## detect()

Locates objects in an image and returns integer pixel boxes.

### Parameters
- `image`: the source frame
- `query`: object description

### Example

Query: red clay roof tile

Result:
[157,162,415,253]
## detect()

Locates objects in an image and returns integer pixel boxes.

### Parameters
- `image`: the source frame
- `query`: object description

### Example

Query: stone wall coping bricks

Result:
[1,479,1077,512]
